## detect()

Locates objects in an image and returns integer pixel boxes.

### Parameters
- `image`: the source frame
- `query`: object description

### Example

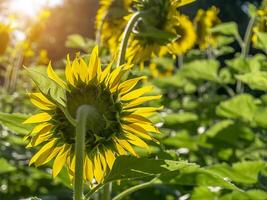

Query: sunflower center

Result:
[55,83,122,149]
[174,24,186,42]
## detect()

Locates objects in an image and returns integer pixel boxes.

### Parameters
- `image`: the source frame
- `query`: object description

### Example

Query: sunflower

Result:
[126,0,195,64]
[0,23,11,55]
[161,13,196,55]
[194,6,221,50]
[149,63,173,78]
[96,0,132,54]
[24,46,161,183]
[252,9,267,46]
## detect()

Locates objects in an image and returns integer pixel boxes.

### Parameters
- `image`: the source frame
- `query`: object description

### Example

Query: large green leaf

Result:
[216,94,258,122]
[0,112,33,134]
[25,67,66,106]
[104,156,238,190]
[221,190,267,200]
[236,71,267,91]
[208,161,266,185]
[180,60,220,82]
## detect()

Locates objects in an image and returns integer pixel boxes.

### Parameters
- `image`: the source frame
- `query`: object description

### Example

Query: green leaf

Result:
[25,67,66,106]
[105,156,198,182]
[180,60,220,82]
[211,22,240,38]
[163,112,198,126]
[216,94,258,122]
[221,190,267,200]
[253,107,267,128]
[208,161,266,184]
[0,158,16,174]
[65,34,87,49]
[236,71,267,91]
[105,156,238,190]
[0,112,33,134]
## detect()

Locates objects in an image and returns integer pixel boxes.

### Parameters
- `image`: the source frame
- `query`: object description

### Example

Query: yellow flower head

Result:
[126,0,195,64]
[194,6,221,50]
[161,13,196,55]
[149,62,173,78]
[24,46,161,183]
[96,0,132,54]
[0,23,11,55]
[37,49,50,65]
[252,9,267,46]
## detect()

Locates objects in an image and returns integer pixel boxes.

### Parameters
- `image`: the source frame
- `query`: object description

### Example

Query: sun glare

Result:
[8,0,63,17]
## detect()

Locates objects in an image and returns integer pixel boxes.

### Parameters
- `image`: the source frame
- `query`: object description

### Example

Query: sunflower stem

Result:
[117,11,145,67]
[74,105,95,200]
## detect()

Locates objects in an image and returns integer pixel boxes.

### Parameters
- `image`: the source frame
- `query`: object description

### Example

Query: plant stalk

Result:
[242,16,256,57]
[112,177,158,200]
[102,183,112,200]
[117,11,144,67]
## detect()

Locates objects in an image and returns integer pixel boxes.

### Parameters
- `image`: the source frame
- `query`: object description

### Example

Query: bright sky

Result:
[8,0,63,17]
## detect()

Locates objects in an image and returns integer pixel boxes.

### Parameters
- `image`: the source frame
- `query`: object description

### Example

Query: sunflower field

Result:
[1,0,267,199]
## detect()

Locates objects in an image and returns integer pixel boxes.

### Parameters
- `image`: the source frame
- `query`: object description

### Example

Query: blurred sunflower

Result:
[96,0,132,54]
[126,0,195,64]
[27,10,51,43]
[194,6,220,50]
[252,9,267,46]
[161,13,196,55]
[0,23,11,55]
[24,46,161,183]
[149,63,173,78]
[37,49,50,65]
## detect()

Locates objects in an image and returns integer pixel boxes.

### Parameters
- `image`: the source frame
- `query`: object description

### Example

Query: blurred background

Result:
[0,0,262,61]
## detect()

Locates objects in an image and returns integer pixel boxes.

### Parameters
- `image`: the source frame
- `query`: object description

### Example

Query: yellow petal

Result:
[122,114,151,124]
[28,93,55,110]
[93,153,103,183]
[125,132,149,150]
[115,138,138,157]
[114,140,127,155]
[88,46,100,81]
[122,124,153,141]
[65,54,75,86]
[31,122,53,135]
[123,95,162,109]
[120,86,153,101]
[85,155,94,182]
[79,58,89,82]
[53,146,70,177]
[108,65,124,88]
[99,152,107,172]
[35,145,61,167]
[134,123,160,134]
[100,62,112,83]
[29,139,57,165]
[23,113,52,124]
[119,76,147,95]
[125,106,163,117]
[47,62,67,89]
[104,148,115,169]
[27,132,52,148]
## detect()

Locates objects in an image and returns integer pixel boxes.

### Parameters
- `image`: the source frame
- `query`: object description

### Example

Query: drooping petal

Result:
[122,124,153,141]
[23,113,52,124]
[104,148,115,169]
[34,145,62,167]
[53,145,70,177]
[30,122,54,135]
[122,114,152,124]
[85,155,94,182]
[93,153,104,183]
[114,140,127,155]
[125,106,163,117]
